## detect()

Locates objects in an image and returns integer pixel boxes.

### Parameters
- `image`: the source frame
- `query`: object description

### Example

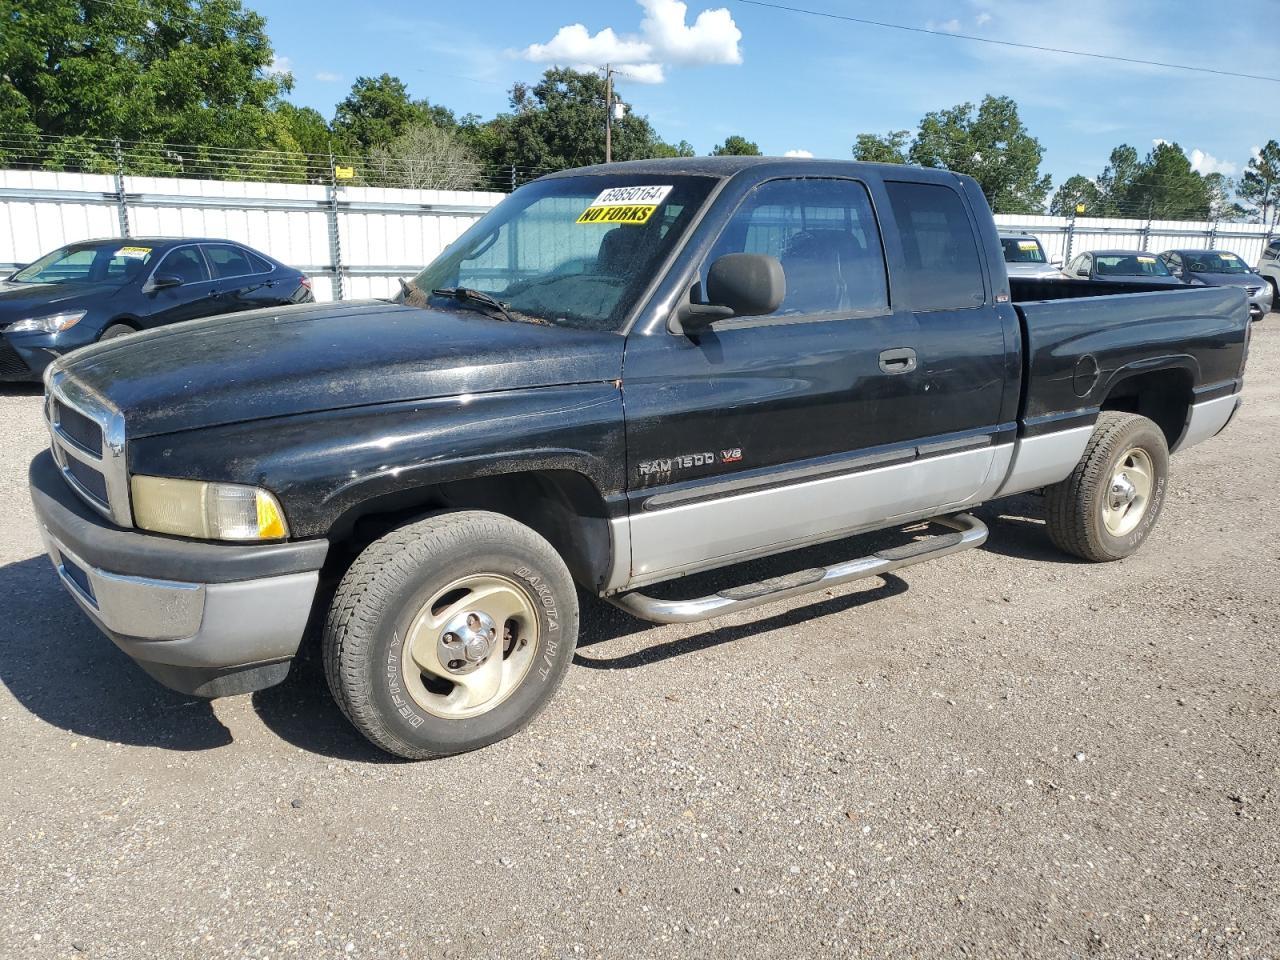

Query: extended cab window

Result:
[707,178,888,318]
[884,181,985,311]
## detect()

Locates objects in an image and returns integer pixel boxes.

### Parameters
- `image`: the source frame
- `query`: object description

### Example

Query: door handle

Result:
[878,348,917,374]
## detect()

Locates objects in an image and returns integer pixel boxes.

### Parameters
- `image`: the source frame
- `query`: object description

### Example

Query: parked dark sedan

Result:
[0,237,312,381]
[1064,250,1183,286]
[1158,248,1273,320]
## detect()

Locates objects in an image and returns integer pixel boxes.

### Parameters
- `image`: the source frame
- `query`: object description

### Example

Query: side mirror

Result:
[145,273,183,292]
[678,253,786,331]
[1050,259,1063,269]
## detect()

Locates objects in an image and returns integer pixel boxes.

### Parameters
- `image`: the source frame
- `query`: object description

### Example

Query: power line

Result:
[732,0,1280,84]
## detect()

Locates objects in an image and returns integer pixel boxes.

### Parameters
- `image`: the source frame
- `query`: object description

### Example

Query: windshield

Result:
[11,241,158,285]
[1184,251,1251,275]
[1095,254,1171,277]
[1001,237,1046,264]
[407,174,717,331]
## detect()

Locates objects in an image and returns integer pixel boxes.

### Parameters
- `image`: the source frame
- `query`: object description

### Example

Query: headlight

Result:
[130,476,288,541]
[8,310,86,334]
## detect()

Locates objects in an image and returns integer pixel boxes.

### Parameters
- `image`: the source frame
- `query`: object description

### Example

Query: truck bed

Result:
[1009,279,1249,430]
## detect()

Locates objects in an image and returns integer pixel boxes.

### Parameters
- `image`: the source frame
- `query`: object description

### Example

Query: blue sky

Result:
[255,0,1274,188]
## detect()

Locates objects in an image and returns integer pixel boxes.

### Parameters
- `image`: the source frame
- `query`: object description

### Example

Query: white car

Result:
[999,233,1063,279]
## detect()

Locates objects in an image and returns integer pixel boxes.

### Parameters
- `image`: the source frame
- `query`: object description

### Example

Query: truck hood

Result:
[54,300,625,438]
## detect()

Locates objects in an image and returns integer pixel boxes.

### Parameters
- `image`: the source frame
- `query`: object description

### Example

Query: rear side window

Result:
[203,244,259,280]
[706,177,889,318]
[884,181,985,311]
[155,247,209,284]
[1263,241,1279,262]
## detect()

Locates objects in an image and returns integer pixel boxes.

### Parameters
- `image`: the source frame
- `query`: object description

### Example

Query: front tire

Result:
[323,511,579,759]
[1045,412,1169,562]
[99,323,136,340]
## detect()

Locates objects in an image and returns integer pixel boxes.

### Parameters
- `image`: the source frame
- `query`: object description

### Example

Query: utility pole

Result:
[604,64,614,164]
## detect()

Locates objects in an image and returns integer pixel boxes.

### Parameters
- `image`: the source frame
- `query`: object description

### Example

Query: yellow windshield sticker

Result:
[578,184,673,226]
[1138,255,1156,263]
[117,246,152,259]
[1017,240,1039,251]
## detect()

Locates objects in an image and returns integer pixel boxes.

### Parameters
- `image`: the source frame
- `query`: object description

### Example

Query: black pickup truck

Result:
[29,158,1249,759]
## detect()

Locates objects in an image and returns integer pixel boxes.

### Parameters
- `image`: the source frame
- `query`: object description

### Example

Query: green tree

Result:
[1049,174,1102,216]
[651,139,697,158]
[365,123,482,190]
[710,135,761,156]
[1125,142,1210,220]
[908,95,1052,213]
[853,130,910,164]
[0,0,289,168]
[1095,144,1141,215]
[1240,140,1280,225]
[482,68,670,171]
[332,74,456,154]
[1203,173,1248,222]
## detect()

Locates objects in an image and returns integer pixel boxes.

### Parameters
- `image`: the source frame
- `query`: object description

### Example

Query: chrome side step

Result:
[607,513,988,625]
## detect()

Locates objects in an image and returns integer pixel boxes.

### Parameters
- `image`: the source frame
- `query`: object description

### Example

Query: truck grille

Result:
[45,369,132,527]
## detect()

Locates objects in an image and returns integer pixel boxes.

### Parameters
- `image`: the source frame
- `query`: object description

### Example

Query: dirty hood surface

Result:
[55,300,625,438]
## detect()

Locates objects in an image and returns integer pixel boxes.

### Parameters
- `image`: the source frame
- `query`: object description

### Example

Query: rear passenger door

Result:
[620,176,1008,585]
[202,244,280,312]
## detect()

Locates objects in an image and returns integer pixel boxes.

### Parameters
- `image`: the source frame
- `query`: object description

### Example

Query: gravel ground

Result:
[1,321,1278,960]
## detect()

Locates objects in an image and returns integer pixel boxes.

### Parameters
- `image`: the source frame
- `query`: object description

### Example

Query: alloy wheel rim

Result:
[1101,447,1154,538]
[400,573,540,719]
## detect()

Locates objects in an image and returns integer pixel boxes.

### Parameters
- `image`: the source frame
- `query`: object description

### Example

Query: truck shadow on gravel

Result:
[0,554,235,750]
[0,496,1074,760]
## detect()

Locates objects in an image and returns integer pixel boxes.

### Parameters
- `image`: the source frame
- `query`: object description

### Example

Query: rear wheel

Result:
[323,510,578,759]
[1045,412,1169,562]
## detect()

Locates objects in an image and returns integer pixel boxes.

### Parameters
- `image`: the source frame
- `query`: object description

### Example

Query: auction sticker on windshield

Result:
[1018,241,1039,251]
[577,185,673,225]
[117,246,152,259]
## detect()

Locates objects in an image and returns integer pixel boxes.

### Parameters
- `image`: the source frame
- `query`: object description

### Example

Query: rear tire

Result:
[323,510,578,760]
[99,323,136,340]
[1045,412,1169,562]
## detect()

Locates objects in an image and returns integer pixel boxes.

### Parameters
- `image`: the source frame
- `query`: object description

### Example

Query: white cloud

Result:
[783,149,814,158]
[1189,148,1236,176]
[314,71,342,83]
[522,0,742,85]
[975,12,992,26]
[265,55,292,76]
[926,18,963,33]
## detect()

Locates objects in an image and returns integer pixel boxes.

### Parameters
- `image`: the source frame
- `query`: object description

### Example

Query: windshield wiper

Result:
[431,286,517,323]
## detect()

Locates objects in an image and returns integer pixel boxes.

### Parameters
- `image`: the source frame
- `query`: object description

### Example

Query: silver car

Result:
[1255,238,1279,314]
[999,233,1063,279]
[1159,249,1273,321]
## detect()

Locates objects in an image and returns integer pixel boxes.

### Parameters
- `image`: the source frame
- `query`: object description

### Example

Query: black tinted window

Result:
[156,247,209,283]
[708,178,888,317]
[884,181,985,311]
[203,244,258,279]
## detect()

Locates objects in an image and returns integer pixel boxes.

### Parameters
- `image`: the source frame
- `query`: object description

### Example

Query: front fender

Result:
[127,384,627,539]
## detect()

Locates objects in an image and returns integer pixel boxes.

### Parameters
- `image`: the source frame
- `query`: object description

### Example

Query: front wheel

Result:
[1045,412,1170,562]
[99,323,136,340]
[323,511,579,759]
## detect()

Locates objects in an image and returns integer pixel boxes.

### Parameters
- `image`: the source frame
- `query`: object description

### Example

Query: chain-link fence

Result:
[0,132,555,193]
